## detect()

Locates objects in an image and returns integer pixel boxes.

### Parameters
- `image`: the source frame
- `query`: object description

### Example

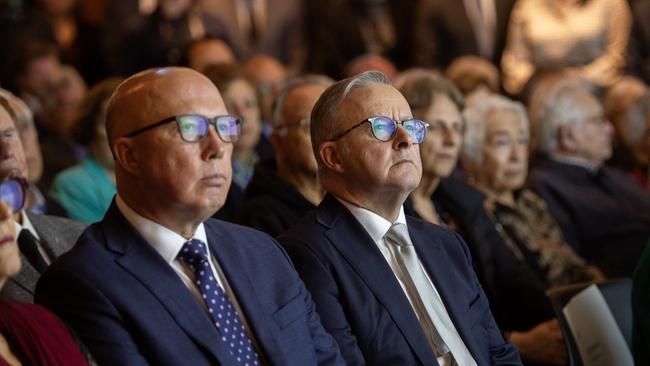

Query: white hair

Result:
[536,78,598,154]
[461,93,528,165]
[310,71,392,167]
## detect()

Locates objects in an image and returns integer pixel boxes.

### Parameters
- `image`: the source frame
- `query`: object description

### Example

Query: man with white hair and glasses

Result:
[529,78,650,278]
[278,71,521,365]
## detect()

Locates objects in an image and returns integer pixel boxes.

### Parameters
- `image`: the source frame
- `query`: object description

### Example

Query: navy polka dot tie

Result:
[177,239,262,365]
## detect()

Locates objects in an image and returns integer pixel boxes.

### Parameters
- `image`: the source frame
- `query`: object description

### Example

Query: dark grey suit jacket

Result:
[1,213,86,302]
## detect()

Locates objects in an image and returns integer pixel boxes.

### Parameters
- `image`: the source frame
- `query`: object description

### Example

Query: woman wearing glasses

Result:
[0,177,90,365]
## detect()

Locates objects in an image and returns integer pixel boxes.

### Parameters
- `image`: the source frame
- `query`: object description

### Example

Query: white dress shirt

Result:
[337,197,477,366]
[115,195,258,343]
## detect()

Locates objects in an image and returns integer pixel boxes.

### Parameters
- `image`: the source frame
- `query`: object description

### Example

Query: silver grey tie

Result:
[384,223,451,357]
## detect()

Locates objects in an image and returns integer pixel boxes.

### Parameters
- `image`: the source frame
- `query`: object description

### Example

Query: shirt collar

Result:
[14,210,40,240]
[550,154,600,173]
[115,194,208,265]
[335,196,407,243]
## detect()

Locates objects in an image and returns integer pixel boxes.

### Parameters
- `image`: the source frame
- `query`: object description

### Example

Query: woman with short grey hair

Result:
[461,94,603,287]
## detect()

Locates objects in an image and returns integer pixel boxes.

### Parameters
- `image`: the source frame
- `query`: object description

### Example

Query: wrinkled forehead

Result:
[338,84,412,126]
[107,69,226,138]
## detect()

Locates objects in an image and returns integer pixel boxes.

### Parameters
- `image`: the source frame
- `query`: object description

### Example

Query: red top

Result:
[0,302,88,366]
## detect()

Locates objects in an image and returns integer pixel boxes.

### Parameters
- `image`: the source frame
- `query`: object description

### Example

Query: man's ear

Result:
[558,124,578,152]
[112,137,140,176]
[319,142,345,173]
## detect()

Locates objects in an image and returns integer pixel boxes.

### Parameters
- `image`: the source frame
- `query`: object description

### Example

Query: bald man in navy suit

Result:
[35,67,343,366]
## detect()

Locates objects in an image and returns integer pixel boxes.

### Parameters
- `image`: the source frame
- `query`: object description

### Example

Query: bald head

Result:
[106,67,227,148]
[108,67,234,236]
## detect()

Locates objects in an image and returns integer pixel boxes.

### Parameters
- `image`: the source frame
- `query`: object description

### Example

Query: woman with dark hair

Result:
[49,77,123,223]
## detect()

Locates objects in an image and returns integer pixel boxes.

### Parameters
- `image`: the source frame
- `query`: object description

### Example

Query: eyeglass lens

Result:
[177,115,242,143]
[370,117,427,144]
[0,179,25,213]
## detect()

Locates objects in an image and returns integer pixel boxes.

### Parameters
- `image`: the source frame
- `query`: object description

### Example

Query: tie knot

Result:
[384,223,412,247]
[177,239,209,267]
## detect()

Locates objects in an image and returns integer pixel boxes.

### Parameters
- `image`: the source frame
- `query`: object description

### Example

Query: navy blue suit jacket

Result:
[35,202,344,366]
[277,194,522,366]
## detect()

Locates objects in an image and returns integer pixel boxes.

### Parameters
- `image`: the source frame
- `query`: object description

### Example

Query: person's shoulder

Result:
[205,217,272,238]
[276,209,324,242]
[46,221,112,268]
[29,212,87,229]
[204,218,285,253]
[406,214,460,241]
[28,213,88,240]
[406,215,471,260]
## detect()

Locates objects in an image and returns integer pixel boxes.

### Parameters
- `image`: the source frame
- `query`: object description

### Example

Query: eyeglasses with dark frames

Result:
[328,116,429,144]
[124,114,243,143]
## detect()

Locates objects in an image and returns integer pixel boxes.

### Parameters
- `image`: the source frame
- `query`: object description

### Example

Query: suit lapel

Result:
[27,213,66,259]
[205,224,284,365]
[101,204,237,365]
[6,254,40,298]
[317,195,438,365]
[408,218,482,362]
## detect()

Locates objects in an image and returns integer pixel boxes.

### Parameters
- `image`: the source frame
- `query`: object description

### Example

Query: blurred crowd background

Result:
[1,1,650,363]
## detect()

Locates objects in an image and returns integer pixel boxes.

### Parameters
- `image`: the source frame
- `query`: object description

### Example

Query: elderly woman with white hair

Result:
[462,94,603,288]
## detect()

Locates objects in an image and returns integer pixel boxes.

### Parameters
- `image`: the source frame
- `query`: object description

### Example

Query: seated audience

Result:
[242,54,288,126]
[239,75,332,236]
[37,65,87,193]
[529,78,650,277]
[343,53,398,80]
[462,93,603,287]
[9,41,62,114]
[0,95,85,303]
[0,89,65,216]
[50,78,123,223]
[633,243,650,365]
[278,71,521,365]
[204,63,263,191]
[35,67,344,365]
[611,89,650,190]
[445,55,501,102]
[182,36,236,73]
[401,74,569,365]
[0,190,90,366]
[501,0,632,96]
[603,77,647,175]
[627,0,650,84]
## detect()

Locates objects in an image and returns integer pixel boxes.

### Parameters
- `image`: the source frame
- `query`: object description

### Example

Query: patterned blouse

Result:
[484,189,603,287]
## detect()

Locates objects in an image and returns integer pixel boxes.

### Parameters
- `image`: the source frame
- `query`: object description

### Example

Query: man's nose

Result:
[392,125,413,149]
[201,125,226,160]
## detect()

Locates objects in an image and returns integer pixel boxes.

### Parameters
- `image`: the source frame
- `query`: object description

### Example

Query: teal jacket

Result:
[50,157,116,223]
